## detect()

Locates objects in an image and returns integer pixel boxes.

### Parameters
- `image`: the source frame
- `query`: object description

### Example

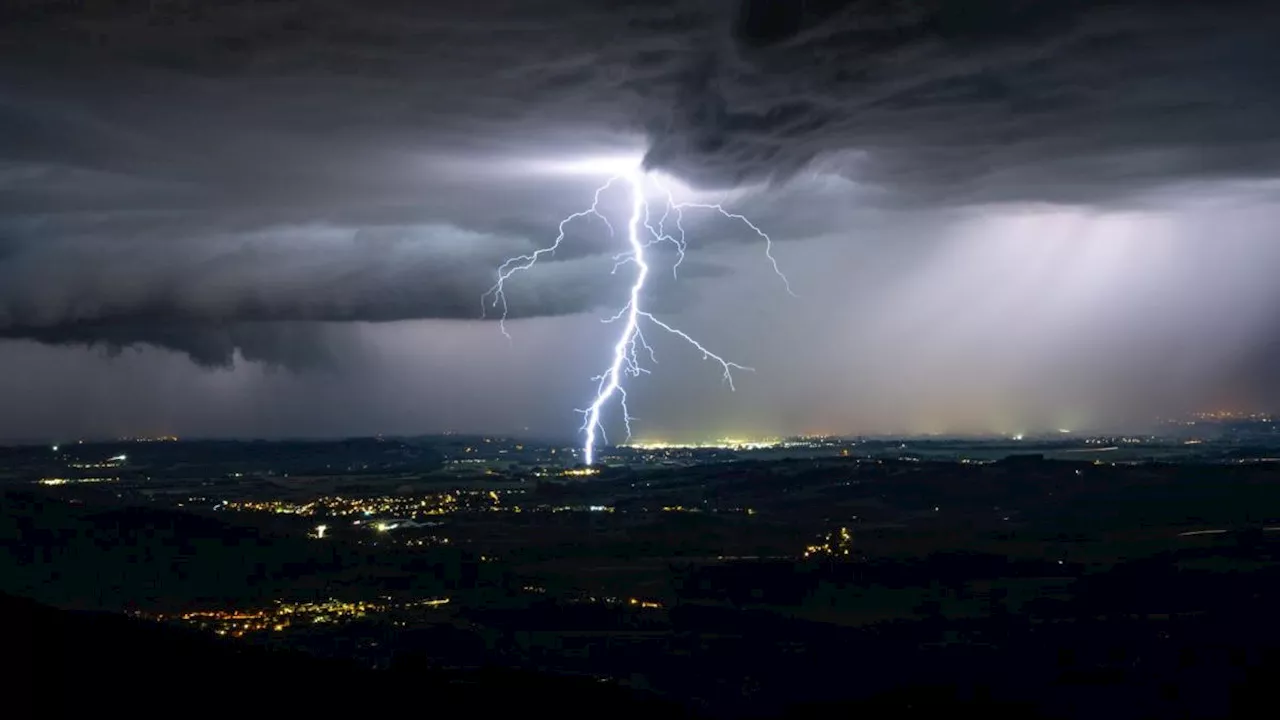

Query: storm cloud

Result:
[652,0,1280,198]
[0,0,1278,432]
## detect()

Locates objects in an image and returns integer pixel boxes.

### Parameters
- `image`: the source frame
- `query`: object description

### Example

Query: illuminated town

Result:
[803,526,854,559]
[136,596,452,637]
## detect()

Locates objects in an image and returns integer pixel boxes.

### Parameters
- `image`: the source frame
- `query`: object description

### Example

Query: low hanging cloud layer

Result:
[1,0,1278,367]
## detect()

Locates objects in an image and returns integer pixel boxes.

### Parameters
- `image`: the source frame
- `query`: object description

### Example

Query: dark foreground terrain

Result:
[6,443,1280,717]
[9,589,1280,719]
[5,592,686,719]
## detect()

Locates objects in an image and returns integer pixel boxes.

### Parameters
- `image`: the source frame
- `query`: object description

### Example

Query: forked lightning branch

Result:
[483,167,794,465]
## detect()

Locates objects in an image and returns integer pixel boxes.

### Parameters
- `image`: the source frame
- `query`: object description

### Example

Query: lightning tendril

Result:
[482,168,793,465]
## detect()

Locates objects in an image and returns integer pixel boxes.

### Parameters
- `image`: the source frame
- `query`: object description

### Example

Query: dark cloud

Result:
[647,0,1280,199]
[0,213,726,365]
[2,321,344,372]
[5,1,1276,199]
[0,0,1277,368]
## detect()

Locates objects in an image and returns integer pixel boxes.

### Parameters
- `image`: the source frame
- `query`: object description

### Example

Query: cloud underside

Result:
[0,0,1277,366]
[2,321,343,371]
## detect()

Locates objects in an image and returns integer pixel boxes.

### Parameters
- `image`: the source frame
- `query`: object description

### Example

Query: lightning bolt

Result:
[482,168,793,466]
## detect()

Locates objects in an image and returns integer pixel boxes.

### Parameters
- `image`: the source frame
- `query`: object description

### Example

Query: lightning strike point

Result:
[485,165,794,467]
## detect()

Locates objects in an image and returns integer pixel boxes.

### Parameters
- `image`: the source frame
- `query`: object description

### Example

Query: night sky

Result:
[2,0,1279,442]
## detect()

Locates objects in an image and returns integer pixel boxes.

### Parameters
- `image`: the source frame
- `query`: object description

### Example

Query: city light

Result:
[138,596,451,638]
[623,437,786,451]
[37,477,116,486]
[803,526,854,559]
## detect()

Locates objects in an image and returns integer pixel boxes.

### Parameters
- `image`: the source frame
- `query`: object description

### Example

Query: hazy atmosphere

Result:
[3,0,1279,441]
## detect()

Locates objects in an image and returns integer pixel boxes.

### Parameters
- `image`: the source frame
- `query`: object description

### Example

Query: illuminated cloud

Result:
[0,1,1277,438]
